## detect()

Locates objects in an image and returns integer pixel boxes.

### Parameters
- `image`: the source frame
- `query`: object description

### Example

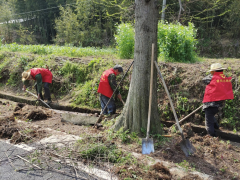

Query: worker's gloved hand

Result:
[37,94,41,100]
[22,85,26,91]
[117,94,122,101]
[117,94,125,105]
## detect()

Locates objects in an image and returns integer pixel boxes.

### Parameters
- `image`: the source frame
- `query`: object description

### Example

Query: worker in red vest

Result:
[97,65,124,115]
[22,68,53,105]
[202,63,234,137]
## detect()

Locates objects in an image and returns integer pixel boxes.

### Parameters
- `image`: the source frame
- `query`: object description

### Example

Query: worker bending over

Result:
[202,63,234,137]
[98,65,124,115]
[22,68,53,105]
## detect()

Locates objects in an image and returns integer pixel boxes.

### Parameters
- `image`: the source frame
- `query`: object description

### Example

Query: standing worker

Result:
[22,68,53,105]
[98,65,124,115]
[202,63,234,137]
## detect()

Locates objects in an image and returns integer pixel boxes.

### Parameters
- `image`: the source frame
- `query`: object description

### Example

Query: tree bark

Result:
[114,0,162,135]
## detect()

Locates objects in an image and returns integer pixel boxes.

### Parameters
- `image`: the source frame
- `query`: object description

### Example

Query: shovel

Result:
[94,60,134,126]
[154,61,196,157]
[142,44,155,155]
[25,90,52,109]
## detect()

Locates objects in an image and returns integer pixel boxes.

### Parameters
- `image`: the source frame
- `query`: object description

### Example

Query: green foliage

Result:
[114,127,140,144]
[177,96,189,112]
[67,58,115,108]
[158,22,197,63]
[54,6,81,46]
[16,24,36,45]
[177,160,196,171]
[221,92,240,131]
[76,137,136,164]
[1,43,116,57]
[60,61,86,83]
[54,0,134,47]
[115,23,135,59]
[0,0,15,43]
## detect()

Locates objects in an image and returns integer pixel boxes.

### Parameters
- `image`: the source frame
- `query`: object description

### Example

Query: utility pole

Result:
[161,0,166,23]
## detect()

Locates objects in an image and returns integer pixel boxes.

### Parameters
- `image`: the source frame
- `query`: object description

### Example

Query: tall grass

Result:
[115,23,135,59]
[158,22,198,63]
[0,43,117,57]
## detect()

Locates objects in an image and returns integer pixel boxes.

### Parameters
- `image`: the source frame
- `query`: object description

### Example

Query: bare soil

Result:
[0,97,240,179]
[151,123,240,180]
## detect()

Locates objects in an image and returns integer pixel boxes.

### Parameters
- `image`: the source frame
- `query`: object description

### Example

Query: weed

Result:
[21,128,33,134]
[220,167,226,173]
[233,159,239,163]
[177,160,196,171]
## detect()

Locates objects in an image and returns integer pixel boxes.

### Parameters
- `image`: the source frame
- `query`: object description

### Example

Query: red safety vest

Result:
[97,68,116,98]
[203,72,234,103]
[30,68,53,84]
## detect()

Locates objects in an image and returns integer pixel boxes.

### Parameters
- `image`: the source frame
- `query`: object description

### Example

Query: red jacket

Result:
[203,72,234,103]
[97,68,116,98]
[30,68,52,83]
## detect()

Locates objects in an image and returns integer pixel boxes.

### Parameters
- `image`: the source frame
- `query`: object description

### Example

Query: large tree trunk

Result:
[114,0,162,135]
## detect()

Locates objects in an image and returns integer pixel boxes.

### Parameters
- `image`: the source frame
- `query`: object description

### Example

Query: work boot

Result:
[46,100,52,105]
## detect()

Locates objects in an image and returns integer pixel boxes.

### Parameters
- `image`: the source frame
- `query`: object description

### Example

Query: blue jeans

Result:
[100,94,116,115]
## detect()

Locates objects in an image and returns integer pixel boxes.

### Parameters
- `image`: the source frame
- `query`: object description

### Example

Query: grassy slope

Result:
[0,44,239,132]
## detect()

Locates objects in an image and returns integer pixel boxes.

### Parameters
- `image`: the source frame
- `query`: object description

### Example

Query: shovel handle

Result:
[154,61,182,134]
[146,44,154,139]
[169,105,203,131]
[25,90,52,109]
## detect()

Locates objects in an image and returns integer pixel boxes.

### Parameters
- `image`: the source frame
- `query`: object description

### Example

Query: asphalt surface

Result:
[0,141,101,180]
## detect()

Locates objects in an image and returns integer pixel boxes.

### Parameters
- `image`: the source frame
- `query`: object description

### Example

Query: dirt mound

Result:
[13,104,52,121]
[115,162,171,180]
[148,162,172,179]
[182,123,195,138]
[0,125,18,139]
[151,130,240,180]
[10,129,47,144]
[0,115,15,125]
[0,113,47,144]
[13,103,25,112]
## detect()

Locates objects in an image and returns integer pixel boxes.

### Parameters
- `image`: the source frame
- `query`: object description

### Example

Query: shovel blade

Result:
[142,138,154,155]
[180,138,196,157]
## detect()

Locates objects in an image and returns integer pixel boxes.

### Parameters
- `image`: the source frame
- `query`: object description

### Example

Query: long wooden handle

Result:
[25,90,52,109]
[146,44,154,139]
[169,105,203,130]
[154,61,183,134]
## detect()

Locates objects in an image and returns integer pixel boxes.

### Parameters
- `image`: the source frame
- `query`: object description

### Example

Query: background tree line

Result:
[0,0,240,57]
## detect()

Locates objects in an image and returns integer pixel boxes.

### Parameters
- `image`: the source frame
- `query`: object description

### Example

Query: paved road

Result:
[0,141,102,180]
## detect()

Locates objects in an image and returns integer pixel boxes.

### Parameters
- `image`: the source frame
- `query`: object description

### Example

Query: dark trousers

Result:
[205,107,219,137]
[35,82,51,101]
[100,94,116,115]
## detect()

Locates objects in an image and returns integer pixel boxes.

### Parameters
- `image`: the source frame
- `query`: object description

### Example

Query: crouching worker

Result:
[202,63,234,137]
[22,68,53,105]
[97,65,124,115]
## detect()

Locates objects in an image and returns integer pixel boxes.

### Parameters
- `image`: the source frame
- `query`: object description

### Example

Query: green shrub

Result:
[158,22,197,63]
[115,23,134,59]
[222,92,240,130]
